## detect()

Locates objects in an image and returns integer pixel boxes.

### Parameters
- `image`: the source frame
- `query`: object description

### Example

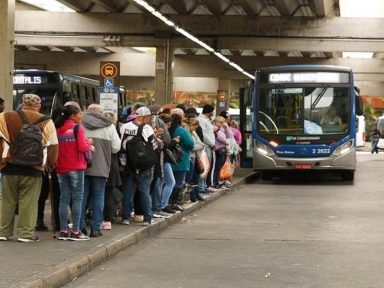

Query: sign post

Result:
[99,61,120,118]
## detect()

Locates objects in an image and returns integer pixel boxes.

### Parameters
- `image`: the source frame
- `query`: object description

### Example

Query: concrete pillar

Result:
[0,0,15,111]
[154,43,174,105]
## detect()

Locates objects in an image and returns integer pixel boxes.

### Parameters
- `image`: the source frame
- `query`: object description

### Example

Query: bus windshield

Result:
[258,85,350,135]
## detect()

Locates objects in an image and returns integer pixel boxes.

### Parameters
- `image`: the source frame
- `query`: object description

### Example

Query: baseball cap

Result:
[136,106,152,117]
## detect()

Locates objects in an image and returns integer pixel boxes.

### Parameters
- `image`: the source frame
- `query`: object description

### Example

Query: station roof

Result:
[14,0,384,79]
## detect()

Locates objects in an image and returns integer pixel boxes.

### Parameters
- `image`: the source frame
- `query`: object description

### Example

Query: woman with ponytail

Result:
[55,105,93,241]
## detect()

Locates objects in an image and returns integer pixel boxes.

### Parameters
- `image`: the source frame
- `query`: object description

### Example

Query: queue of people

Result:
[0,95,242,243]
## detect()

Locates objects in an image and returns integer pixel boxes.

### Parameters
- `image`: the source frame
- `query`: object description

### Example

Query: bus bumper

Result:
[253,147,356,171]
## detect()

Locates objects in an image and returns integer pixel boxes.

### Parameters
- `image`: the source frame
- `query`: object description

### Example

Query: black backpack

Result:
[125,124,158,171]
[10,110,50,167]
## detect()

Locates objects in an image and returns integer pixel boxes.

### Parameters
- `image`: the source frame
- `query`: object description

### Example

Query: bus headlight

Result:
[254,140,274,156]
[332,140,353,156]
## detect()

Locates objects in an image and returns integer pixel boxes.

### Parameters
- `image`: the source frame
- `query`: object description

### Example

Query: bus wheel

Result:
[341,171,354,182]
[262,171,273,181]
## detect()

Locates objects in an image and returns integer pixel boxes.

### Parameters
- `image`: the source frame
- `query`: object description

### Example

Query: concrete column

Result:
[0,0,15,111]
[154,43,174,105]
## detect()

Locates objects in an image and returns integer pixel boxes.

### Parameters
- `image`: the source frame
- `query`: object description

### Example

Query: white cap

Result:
[136,106,152,116]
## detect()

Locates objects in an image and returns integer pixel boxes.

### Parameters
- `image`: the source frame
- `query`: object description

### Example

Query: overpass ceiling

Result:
[16,0,381,65]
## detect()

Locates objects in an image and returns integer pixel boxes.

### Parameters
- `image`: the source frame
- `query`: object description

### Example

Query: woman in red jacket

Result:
[55,104,93,241]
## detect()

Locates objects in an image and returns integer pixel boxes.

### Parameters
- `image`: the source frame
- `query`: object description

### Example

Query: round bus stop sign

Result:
[101,63,118,78]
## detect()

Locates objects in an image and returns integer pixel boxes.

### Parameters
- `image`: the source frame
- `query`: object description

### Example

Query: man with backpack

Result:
[120,106,158,226]
[0,94,58,243]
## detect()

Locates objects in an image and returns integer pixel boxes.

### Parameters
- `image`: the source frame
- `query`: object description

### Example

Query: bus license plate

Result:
[294,163,313,170]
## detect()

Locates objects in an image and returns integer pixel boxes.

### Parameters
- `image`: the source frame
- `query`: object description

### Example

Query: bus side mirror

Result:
[355,95,363,116]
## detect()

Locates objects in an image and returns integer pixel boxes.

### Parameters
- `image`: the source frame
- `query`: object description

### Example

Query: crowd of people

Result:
[0,94,242,243]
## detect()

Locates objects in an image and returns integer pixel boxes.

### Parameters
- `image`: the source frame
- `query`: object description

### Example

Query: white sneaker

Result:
[152,213,164,218]
[122,219,130,225]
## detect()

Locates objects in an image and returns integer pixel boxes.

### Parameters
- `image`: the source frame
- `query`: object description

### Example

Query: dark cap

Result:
[202,104,214,114]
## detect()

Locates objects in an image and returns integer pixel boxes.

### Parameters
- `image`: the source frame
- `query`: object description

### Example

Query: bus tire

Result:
[261,171,273,181]
[341,171,354,181]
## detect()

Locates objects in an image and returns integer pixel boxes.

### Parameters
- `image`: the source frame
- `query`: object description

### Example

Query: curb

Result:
[25,171,256,288]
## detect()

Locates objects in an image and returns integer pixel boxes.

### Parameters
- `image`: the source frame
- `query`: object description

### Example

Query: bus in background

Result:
[240,65,363,181]
[356,115,366,147]
[13,70,100,116]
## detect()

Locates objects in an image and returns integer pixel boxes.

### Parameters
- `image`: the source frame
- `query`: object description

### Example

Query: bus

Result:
[241,65,363,181]
[13,70,100,116]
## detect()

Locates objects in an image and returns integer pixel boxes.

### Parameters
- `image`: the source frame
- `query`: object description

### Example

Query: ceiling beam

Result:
[15,11,384,39]
[161,0,197,14]
[311,0,338,16]
[235,0,264,15]
[56,0,94,12]
[201,0,232,15]
[91,0,128,12]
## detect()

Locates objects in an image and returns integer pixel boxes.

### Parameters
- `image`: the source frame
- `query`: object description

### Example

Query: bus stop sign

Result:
[100,61,120,87]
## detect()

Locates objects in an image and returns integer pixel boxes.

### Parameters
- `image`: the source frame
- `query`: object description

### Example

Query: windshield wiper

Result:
[311,83,330,109]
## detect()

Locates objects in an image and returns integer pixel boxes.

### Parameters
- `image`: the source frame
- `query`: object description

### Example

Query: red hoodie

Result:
[56,120,91,174]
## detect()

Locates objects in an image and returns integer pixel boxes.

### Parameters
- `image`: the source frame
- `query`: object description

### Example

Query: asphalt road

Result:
[64,152,384,288]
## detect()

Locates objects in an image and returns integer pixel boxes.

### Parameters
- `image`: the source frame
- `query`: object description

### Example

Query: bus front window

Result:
[258,86,350,135]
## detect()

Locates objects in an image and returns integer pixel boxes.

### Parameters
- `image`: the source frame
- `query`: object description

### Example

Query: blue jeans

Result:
[81,176,107,231]
[57,171,84,232]
[186,157,196,186]
[151,177,162,213]
[174,171,187,189]
[122,168,153,222]
[161,162,175,209]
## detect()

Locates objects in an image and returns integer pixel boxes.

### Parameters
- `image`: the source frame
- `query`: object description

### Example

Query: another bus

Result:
[241,65,363,181]
[13,70,100,116]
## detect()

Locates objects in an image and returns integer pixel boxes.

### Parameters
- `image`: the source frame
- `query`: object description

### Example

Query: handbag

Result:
[377,138,384,149]
[165,144,183,164]
[195,154,205,174]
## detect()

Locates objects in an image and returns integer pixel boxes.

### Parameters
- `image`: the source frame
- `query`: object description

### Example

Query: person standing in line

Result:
[80,104,121,237]
[101,112,122,230]
[120,106,157,226]
[197,104,216,192]
[168,112,194,210]
[0,94,58,243]
[55,104,93,241]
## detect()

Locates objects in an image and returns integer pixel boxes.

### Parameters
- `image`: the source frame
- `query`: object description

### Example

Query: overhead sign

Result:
[100,61,120,87]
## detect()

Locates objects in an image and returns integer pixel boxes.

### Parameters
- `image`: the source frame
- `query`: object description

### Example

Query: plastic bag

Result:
[220,157,235,180]
[196,149,210,178]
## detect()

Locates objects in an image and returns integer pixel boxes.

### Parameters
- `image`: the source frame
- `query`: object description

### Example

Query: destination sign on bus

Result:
[13,76,47,85]
[268,72,348,84]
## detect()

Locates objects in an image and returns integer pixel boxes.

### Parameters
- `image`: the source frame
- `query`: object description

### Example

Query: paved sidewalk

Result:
[0,169,254,288]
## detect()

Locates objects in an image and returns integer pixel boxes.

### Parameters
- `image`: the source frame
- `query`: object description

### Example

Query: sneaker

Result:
[58,231,70,241]
[158,211,171,218]
[90,230,103,237]
[162,206,177,214]
[122,219,130,225]
[69,232,90,241]
[17,236,40,243]
[0,236,8,241]
[171,204,185,211]
[100,221,112,230]
[206,187,219,193]
[142,221,152,226]
[152,213,164,218]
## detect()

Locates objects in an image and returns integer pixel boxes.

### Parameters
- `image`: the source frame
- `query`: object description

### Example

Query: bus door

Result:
[239,86,254,168]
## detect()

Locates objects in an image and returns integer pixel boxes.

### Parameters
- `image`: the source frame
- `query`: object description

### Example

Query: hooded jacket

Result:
[82,110,121,178]
[56,120,91,174]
